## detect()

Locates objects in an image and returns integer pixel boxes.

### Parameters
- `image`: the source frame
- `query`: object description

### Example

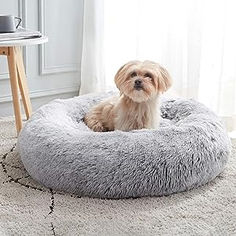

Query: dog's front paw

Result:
[84,115,105,132]
[91,123,105,132]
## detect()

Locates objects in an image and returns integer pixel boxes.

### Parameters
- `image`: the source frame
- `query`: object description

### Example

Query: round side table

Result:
[0,36,48,135]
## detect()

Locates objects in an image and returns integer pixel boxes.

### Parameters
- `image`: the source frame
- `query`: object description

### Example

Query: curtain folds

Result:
[80,0,104,95]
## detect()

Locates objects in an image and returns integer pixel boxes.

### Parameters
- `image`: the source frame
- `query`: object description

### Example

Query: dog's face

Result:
[115,60,172,103]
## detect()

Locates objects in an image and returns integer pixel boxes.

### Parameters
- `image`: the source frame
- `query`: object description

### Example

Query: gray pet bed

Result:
[17,92,231,198]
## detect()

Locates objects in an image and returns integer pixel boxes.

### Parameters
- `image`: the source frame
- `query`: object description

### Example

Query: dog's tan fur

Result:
[84,60,172,131]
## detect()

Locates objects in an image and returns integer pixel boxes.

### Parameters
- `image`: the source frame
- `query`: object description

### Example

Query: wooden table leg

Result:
[7,47,22,135]
[15,47,32,119]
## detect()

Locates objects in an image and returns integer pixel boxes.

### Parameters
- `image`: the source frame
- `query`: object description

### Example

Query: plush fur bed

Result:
[17,92,231,198]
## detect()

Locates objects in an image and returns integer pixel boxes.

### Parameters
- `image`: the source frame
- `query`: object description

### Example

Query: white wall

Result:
[0,0,83,116]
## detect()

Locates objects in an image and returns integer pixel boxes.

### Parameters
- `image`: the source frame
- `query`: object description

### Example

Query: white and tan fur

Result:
[84,60,172,132]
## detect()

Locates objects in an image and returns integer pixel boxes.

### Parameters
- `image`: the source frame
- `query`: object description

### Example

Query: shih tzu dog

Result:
[84,60,172,132]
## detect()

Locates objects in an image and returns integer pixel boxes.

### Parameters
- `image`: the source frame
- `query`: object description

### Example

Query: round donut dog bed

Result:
[17,92,231,198]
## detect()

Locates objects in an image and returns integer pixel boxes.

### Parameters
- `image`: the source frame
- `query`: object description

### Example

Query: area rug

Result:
[0,117,236,235]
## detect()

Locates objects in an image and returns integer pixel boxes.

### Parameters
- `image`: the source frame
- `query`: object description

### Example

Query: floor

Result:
[0,117,236,236]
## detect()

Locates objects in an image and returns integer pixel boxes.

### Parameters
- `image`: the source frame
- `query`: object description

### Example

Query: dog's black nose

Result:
[134,79,143,90]
[134,79,142,86]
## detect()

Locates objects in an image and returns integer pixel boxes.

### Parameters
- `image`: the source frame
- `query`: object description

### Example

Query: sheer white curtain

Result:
[80,0,236,132]
[80,0,105,94]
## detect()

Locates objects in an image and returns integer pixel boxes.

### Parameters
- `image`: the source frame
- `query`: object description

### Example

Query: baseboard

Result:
[0,87,79,116]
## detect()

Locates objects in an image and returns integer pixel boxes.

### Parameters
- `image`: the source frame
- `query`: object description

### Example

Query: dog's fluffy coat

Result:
[84,60,172,131]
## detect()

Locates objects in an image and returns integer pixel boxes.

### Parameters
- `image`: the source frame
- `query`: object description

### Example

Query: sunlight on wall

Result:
[103,0,236,126]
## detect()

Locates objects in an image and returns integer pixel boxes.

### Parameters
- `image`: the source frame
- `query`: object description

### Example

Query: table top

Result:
[0,36,48,47]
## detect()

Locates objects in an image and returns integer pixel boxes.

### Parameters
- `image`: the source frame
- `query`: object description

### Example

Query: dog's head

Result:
[114,60,172,103]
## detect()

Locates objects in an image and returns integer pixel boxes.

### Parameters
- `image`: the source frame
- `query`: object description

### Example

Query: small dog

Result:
[84,60,172,131]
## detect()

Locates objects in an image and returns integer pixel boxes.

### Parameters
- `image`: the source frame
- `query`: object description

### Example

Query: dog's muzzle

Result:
[134,79,143,90]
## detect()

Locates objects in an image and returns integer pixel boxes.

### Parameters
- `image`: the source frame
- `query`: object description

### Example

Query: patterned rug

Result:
[0,117,236,235]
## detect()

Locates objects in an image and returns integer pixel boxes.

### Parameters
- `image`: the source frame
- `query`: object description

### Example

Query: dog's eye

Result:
[130,72,137,77]
[144,73,153,79]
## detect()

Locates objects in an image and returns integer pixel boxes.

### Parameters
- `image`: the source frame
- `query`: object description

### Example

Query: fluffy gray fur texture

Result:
[17,92,231,199]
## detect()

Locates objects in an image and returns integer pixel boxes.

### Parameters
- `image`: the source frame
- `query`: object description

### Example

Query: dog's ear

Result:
[114,64,126,88]
[114,61,139,89]
[157,65,172,93]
